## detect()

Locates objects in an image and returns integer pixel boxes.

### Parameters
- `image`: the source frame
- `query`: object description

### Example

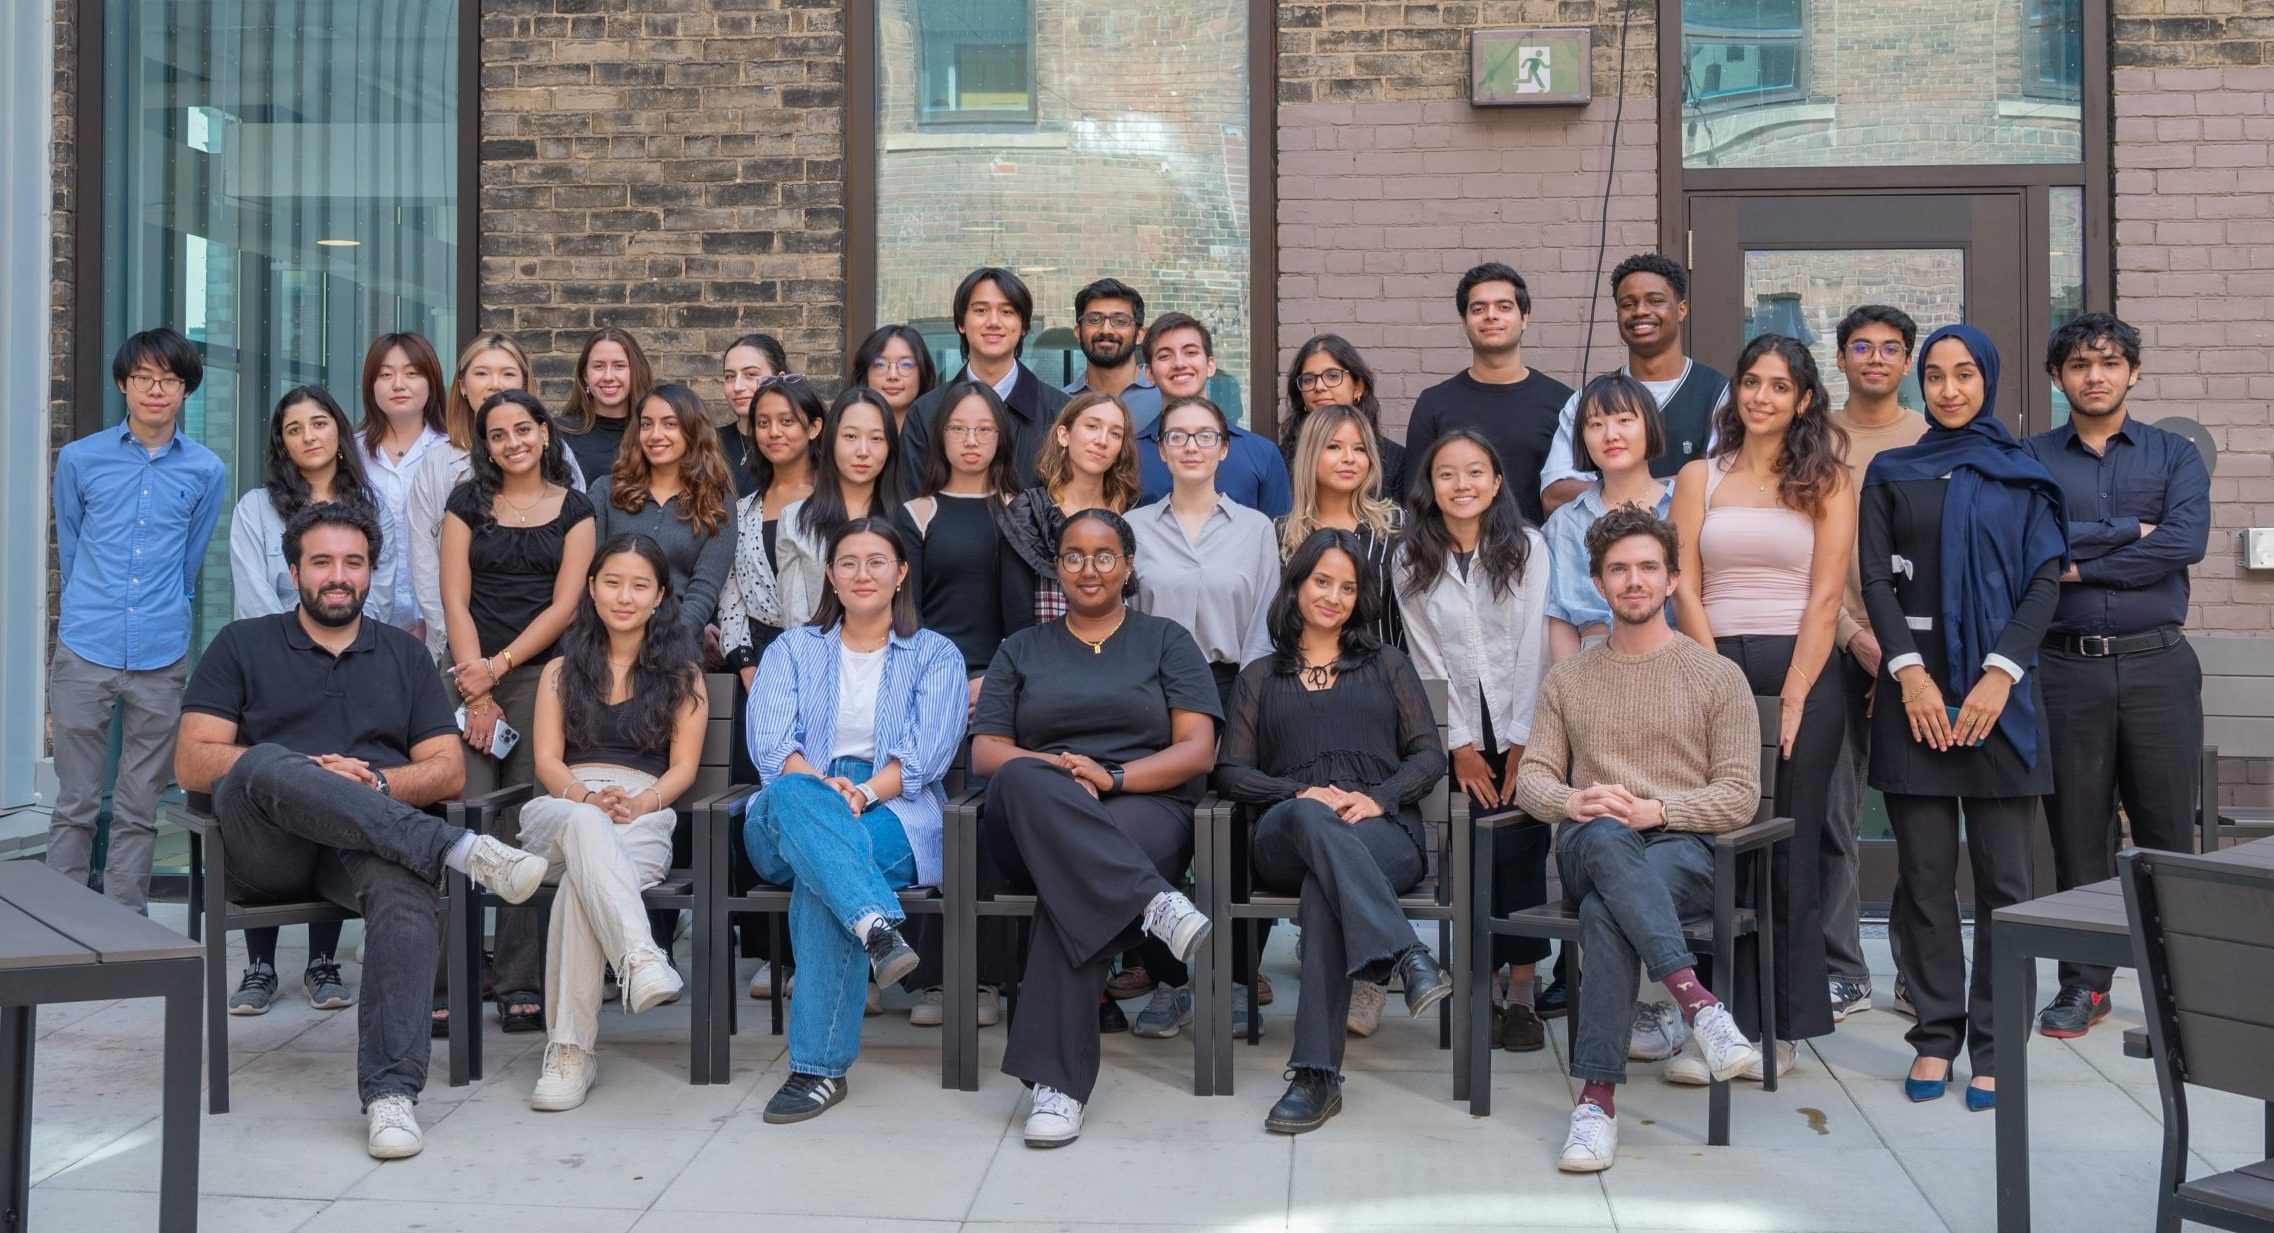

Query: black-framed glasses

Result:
[1055,550,1124,574]
[1294,368,1349,392]
[124,373,187,394]
[1845,340,1908,361]
[1079,312,1137,330]
[1162,429,1224,449]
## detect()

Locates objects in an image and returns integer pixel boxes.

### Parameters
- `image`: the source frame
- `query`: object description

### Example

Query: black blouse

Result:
[446,483,594,666]
[894,493,1011,676]
[1216,645,1446,850]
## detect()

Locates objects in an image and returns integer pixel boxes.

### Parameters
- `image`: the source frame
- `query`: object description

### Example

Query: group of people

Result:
[45,254,2207,1173]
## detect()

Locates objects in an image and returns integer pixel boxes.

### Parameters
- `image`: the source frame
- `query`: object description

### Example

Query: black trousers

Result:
[1250,798,1425,1075]
[2039,637,2202,993]
[1476,706,1550,969]
[1885,794,2034,1077]
[1716,633,1839,1042]
[986,757,1193,1102]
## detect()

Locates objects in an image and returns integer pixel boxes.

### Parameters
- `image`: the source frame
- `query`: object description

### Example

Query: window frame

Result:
[1680,0,1808,113]
[2022,0,2084,103]
[914,0,1039,128]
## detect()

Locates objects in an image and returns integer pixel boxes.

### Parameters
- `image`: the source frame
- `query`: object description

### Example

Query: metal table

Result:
[1993,836,2274,1233]
[0,862,203,1232]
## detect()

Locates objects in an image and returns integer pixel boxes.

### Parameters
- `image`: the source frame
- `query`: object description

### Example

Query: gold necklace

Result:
[499,489,545,524]
[1067,611,1125,654]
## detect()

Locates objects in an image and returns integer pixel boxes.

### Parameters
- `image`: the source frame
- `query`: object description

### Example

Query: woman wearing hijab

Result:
[1859,324,2067,1113]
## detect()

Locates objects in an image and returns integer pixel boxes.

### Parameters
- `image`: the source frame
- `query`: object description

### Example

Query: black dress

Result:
[893,493,1013,676]
[1859,478,2061,797]
[1216,647,1443,850]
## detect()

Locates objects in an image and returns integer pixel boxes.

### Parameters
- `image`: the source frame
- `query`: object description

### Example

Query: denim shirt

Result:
[746,623,968,888]
[54,425,229,670]
[1540,483,1674,632]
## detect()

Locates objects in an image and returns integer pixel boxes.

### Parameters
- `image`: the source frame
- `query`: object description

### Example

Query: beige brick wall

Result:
[477,0,847,406]
[47,0,74,621]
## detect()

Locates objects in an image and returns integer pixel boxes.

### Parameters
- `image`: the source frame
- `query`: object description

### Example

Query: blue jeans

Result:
[742,758,917,1077]
[1557,817,1714,1086]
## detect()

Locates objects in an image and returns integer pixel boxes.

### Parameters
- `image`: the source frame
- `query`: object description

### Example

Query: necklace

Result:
[1067,611,1125,654]
[499,489,545,525]
[1298,656,1337,690]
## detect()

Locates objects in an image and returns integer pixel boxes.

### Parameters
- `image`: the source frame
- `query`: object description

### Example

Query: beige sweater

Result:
[1512,634,1762,834]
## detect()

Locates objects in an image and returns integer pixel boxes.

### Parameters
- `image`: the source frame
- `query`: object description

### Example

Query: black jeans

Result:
[213,743,462,1107]
[1885,793,2034,1076]
[2039,637,2202,993]
[1249,798,1424,1074]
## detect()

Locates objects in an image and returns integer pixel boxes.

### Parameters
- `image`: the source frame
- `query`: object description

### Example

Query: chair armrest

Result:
[178,791,216,834]
[1710,815,1795,852]
[1473,804,1547,831]
[445,782,538,830]
[694,783,762,828]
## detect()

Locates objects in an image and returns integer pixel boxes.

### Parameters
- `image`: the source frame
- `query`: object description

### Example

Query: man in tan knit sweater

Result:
[1511,506,1763,1172]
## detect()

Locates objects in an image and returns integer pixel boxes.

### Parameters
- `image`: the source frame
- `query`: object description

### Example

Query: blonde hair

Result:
[1035,390,1141,513]
[1280,403,1398,556]
[445,332,533,451]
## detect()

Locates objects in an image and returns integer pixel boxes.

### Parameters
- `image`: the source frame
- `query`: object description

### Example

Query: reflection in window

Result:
[874,1,1253,422]
[919,0,1036,124]
[2049,186,2085,425]
[1741,248,1967,412]
[102,0,460,651]
[1681,0,2083,168]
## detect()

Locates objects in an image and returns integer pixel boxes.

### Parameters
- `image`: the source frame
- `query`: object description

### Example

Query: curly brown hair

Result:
[1706,333,1849,518]
[609,383,734,536]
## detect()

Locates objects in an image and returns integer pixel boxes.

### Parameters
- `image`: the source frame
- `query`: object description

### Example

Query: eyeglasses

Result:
[830,554,897,576]
[1294,368,1349,392]
[1055,550,1124,574]
[867,358,919,376]
[124,373,186,395]
[1162,428,1223,449]
[759,374,809,389]
[945,424,999,441]
[1079,312,1136,330]
[1846,340,1908,361]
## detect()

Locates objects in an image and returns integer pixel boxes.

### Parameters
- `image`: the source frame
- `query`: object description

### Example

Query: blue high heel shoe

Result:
[1965,1084,1996,1112]
[1904,1074,1948,1102]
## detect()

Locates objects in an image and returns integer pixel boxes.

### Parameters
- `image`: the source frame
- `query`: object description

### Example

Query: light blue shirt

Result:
[1540,483,1675,633]
[746,623,969,888]
[54,424,228,670]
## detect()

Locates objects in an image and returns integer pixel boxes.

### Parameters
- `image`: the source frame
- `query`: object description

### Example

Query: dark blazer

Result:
[896,363,1070,500]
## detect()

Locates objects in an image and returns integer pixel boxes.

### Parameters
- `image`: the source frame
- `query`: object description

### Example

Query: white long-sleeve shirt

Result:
[1394,527,1551,753]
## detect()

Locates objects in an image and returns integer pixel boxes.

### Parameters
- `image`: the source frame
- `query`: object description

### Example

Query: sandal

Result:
[430,997,451,1039]
[498,991,544,1033]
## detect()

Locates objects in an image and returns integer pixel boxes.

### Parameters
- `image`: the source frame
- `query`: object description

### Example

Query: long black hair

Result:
[264,385,383,519]
[918,379,1021,499]
[1268,528,1383,675]
[464,389,576,531]
[797,386,900,542]
[746,375,825,496]
[851,324,938,400]
[808,517,921,638]
[1281,333,1385,459]
[1398,429,1532,601]
[556,533,702,760]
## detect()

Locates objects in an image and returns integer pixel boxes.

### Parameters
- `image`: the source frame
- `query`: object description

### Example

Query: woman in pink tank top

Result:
[1668,333,1854,1071]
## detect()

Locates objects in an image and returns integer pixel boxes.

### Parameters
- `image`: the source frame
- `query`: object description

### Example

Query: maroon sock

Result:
[1660,967,1718,1025]
[1580,1081,1617,1118]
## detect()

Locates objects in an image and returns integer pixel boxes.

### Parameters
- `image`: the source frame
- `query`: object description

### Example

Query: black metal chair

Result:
[1195,676,1470,1099]
[2120,847,2274,1233]
[1466,695,1793,1148]
[2200,745,2274,854]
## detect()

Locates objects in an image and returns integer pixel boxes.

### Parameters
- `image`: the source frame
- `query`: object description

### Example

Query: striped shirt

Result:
[746,622,969,889]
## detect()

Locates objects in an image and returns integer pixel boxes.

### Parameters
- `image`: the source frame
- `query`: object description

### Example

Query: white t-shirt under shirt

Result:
[833,642,889,763]
[1537,358,1730,495]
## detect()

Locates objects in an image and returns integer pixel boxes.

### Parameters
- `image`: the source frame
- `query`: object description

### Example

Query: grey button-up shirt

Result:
[1129,495,1279,668]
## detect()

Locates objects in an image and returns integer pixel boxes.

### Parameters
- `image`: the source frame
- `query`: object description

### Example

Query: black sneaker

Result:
[228,961,278,1016]
[1536,976,1571,1020]
[1829,979,1871,1024]
[1264,1067,1343,1134]
[1499,1002,1547,1052]
[1099,995,1130,1034]
[863,923,919,987]
[2037,986,2113,1039]
[305,959,354,1010]
[761,1072,847,1124]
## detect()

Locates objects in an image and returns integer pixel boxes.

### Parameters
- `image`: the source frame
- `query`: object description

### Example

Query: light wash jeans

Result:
[516,766,677,1052]
[743,758,916,1078]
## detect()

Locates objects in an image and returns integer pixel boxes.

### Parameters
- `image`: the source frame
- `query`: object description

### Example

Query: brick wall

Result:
[1277,1,1659,440]
[477,0,847,408]
[47,0,73,622]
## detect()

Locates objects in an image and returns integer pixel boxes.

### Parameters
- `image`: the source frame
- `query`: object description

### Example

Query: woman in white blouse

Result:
[1393,428,1552,1055]
[357,332,451,634]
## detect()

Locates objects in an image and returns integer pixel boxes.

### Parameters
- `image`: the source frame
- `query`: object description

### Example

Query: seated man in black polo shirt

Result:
[174,502,546,1160]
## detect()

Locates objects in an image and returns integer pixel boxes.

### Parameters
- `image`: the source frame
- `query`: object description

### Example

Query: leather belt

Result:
[2042,625,2182,658]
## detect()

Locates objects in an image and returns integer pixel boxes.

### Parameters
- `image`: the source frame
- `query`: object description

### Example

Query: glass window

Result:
[100,0,460,651]
[2048,186,2086,425]
[918,0,1037,125]
[1682,0,2083,168]
[1740,248,1967,411]
[873,1,1253,422]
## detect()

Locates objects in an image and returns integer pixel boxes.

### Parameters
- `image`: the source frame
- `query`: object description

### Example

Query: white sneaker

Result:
[1140,891,1211,966]
[1743,1039,1798,1082]
[1025,1084,1085,1148]
[910,987,945,1027]
[365,1094,424,1159]
[463,834,545,904]
[1628,1000,1688,1061]
[748,960,776,999]
[1558,1101,1618,1173]
[530,1042,596,1111]
[1346,981,1386,1038]
[865,981,884,1016]
[620,948,682,1015]
[1664,1037,1712,1086]
[977,985,1001,1027]
[1691,1004,1762,1082]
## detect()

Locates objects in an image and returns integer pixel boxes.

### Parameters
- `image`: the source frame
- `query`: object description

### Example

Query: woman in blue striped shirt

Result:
[740,517,967,1124]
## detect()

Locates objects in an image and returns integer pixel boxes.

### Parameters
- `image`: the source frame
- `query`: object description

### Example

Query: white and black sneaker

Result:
[762,1072,846,1124]
[1024,1084,1085,1148]
[228,961,278,1016]
[1140,891,1211,966]
[863,923,919,987]
[1830,979,1872,1023]
[1891,976,1918,1020]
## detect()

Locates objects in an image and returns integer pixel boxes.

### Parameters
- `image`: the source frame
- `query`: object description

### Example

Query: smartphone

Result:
[1945,705,1986,748]
[455,705,523,759]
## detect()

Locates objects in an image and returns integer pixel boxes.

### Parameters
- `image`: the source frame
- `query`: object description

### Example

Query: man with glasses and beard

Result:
[1064,278,1163,434]
[174,502,548,1160]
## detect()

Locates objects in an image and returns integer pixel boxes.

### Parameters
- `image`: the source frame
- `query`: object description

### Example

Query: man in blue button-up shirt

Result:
[1134,312,1291,516]
[2022,313,2210,1038]
[47,328,228,911]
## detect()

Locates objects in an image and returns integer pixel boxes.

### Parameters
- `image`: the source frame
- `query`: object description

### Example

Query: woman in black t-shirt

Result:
[441,388,597,1032]
[972,509,1220,1150]
[1218,529,1451,1134]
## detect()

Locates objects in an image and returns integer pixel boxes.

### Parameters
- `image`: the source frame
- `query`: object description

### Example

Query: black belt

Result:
[2042,625,2182,658]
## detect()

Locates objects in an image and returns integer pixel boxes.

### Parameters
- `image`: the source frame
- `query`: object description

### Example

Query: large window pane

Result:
[1740,248,1966,411]
[1682,0,2082,168]
[2048,185,2085,425]
[102,0,459,652]
[873,0,1253,422]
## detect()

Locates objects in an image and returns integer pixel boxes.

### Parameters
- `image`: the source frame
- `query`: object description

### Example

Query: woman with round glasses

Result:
[972,508,1220,1149]
[852,324,939,438]
[1284,335,1405,503]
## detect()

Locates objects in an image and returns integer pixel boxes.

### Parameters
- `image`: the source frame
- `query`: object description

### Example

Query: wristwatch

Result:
[1103,762,1126,796]
[373,769,392,798]
[854,782,880,810]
